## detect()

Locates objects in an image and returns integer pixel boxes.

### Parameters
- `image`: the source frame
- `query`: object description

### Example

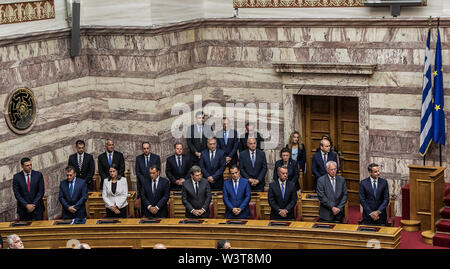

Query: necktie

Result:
[78,154,83,171]
[251,152,255,167]
[323,153,327,166]
[224,131,228,145]
[373,181,377,197]
[198,125,203,141]
[195,182,199,195]
[26,174,31,192]
[145,156,149,168]
[234,180,238,195]
[152,180,157,195]
[108,153,112,166]
[331,178,335,192]
[69,182,73,197]
[281,182,285,199]
[177,156,182,170]
[211,151,215,162]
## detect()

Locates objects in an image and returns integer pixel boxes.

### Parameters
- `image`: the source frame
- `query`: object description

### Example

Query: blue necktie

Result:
[224,131,228,145]
[281,182,285,199]
[108,153,112,166]
[177,156,182,171]
[373,181,377,197]
[234,180,238,195]
[69,182,73,198]
[152,180,157,195]
[211,151,215,162]
[251,152,255,167]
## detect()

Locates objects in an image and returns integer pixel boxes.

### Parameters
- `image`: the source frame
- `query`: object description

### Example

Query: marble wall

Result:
[0,18,449,220]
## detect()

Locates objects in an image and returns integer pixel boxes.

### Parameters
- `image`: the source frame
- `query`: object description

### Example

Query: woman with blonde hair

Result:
[286,131,306,172]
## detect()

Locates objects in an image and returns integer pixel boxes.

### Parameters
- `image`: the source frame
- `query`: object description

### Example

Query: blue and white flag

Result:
[419,29,433,156]
[432,28,446,146]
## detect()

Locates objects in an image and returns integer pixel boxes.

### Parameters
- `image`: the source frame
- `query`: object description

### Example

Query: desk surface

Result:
[0,218,401,249]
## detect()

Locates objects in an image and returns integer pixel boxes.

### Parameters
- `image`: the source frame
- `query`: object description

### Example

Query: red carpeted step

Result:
[436,220,450,233]
[433,233,450,248]
[441,207,450,219]
[445,195,450,207]
[445,183,450,196]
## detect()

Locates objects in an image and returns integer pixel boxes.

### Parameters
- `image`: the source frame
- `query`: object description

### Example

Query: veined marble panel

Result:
[150,0,203,26]
[370,115,419,132]
[81,0,151,26]
[369,93,421,110]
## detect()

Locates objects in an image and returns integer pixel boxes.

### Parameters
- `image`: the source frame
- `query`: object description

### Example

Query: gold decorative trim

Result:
[4,87,37,135]
[233,0,426,8]
[0,0,55,25]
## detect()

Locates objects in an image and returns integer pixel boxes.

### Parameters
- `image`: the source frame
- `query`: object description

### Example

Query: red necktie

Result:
[27,174,31,192]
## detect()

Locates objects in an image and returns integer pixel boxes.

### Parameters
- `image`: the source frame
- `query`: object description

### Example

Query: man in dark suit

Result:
[311,139,338,191]
[223,165,251,219]
[166,143,192,190]
[68,140,96,191]
[135,141,161,199]
[316,161,348,223]
[359,163,390,225]
[238,122,264,152]
[181,165,212,218]
[98,139,125,190]
[12,157,45,221]
[186,111,213,165]
[141,165,170,218]
[268,166,298,220]
[216,117,239,166]
[239,138,267,192]
[273,148,300,191]
[199,137,226,191]
[58,166,88,219]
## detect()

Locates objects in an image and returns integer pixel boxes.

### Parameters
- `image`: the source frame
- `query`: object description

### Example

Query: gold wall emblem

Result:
[5,87,37,134]
[0,0,55,25]
[233,0,426,8]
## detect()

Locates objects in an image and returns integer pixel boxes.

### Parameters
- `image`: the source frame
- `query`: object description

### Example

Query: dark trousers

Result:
[106,206,127,218]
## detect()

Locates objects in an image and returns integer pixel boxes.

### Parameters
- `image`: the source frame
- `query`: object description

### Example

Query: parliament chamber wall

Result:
[0,15,449,221]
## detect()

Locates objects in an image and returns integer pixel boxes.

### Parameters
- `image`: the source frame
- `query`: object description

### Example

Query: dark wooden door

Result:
[300,96,360,205]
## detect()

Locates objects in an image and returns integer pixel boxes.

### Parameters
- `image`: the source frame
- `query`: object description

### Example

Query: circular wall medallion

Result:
[5,87,37,134]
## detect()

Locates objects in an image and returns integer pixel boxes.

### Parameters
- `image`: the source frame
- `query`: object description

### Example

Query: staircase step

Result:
[445,183,450,196]
[440,207,450,219]
[445,195,450,206]
[433,232,450,248]
[436,220,450,233]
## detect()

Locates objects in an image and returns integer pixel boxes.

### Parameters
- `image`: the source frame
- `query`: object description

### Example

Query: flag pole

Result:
[438,17,442,167]
[424,16,433,166]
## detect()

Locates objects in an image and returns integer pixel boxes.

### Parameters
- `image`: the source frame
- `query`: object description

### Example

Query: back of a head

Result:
[217,239,229,249]
[153,243,167,249]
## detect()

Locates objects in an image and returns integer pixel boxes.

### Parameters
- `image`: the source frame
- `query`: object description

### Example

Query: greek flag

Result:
[419,29,433,156]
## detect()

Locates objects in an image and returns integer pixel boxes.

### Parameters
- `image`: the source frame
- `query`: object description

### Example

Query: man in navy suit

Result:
[58,166,88,219]
[223,165,251,219]
[199,137,226,191]
[216,117,239,166]
[141,164,170,218]
[239,138,267,192]
[359,163,390,225]
[312,139,338,191]
[98,139,125,190]
[186,111,213,165]
[12,157,45,221]
[268,166,298,220]
[68,140,95,191]
[136,142,161,199]
[166,143,192,190]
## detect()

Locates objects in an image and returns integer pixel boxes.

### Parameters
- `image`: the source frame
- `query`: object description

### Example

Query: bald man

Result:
[311,139,338,191]
[238,138,267,192]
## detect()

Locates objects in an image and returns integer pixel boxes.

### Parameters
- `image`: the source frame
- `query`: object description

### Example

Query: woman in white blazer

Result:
[102,163,128,218]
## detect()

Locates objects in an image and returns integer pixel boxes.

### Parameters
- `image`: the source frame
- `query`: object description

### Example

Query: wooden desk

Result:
[86,191,136,218]
[169,191,185,218]
[0,218,401,249]
[301,193,349,222]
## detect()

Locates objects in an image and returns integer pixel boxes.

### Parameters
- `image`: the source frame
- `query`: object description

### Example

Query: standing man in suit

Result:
[268,166,298,220]
[135,141,161,201]
[359,163,390,225]
[58,166,88,219]
[312,139,338,191]
[68,140,95,191]
[186,111,212,165]
[98,139,125,190]
[199,137,226,191]
[141,164,170,218]
[239,138,267,192]
[166,143,192,190]
[12,157,45,221]
[316,161,348,223]
[216,117,239,167]
[181,165,212,218]
[223,165,251,219]
[238,122,264,152]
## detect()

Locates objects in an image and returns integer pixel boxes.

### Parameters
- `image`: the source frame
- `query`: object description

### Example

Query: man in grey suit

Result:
[316,161,348,223]
[181,165,212,218]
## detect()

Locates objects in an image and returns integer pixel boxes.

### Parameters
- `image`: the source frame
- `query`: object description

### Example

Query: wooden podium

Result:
[408,165,445,231]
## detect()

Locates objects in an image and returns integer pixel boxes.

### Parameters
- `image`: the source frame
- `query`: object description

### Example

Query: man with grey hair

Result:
[268,165,298,220]
[6,234,24,249]
[97,139,125,190]
[316,161,347,223]
[181,165,212,218]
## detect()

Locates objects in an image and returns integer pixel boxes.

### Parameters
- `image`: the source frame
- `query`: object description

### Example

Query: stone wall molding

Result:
[273,62,377,76]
